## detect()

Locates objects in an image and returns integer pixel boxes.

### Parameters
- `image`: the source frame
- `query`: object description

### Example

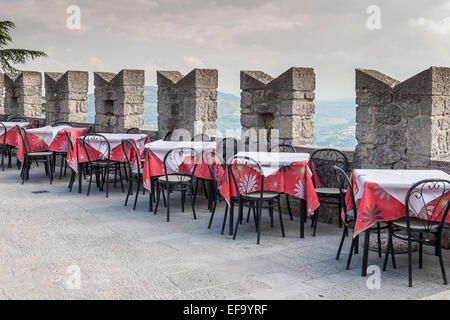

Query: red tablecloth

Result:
[68,133,150,173]
[345,169,450,237]
[17,126,86,161]
[218,152,320,215]
[0,122,31,147]
[142,140,216,191]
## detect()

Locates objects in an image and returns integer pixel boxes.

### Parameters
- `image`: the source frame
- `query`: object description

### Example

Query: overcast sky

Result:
[1,0,450,98]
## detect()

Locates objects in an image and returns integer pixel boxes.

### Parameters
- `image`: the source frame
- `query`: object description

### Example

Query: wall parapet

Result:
[4,71,42,118]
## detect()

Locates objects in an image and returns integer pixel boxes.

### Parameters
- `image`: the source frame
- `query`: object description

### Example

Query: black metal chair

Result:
[383,179,450,287]
[16,125,54,184]
[51,122,74,179]
[126,127,142,134]
[216,137,238,161]
[204,150,232,234]
[5,117,32,169]
[154,147,199,222]
[65,130,77,192]
[51,121,74,127]
[121,139,151,210]
[309,148,349,236]
[268,143,296,221]
[8,116,28,123]
[229,155,285,244]
[334,166,384,270]
[82,134,124,197]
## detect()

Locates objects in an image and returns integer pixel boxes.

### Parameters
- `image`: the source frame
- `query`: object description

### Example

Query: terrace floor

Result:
[0,165,450,300]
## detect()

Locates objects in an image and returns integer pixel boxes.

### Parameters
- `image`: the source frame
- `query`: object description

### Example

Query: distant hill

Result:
[88,87,356,148]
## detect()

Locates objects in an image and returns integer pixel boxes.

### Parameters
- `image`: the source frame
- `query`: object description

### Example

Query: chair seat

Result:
[27,151,53,157]
[315,187,343,195]
[158,175,191,183]
[392,217,440,232]
[245,191,280,199]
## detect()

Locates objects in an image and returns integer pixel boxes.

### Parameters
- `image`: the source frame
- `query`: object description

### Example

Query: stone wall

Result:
[355,67,450,169]
[157,69,218,139]
[44,71,88,124]
[240,67,315,146]
[94,69,144,133]
[4,71,42,118]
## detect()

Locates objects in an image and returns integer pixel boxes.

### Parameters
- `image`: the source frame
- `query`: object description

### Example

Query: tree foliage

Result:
[0,21,47,73]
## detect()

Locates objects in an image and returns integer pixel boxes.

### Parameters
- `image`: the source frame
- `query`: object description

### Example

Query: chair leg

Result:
[154,183,161,214]
[118,164,124,193]
[383,225,393,271]
[312,210,319,237]
[189,183,197,220]
[201,179,208,198]
[133,176,140,210]
[149,179,154,212]
[166,184,171,222]
[419,232,423,269]
[125,174,132,206]
[408,237,413,287]
[181,190,185,213]
[208,197,217,229]
[338,200,342,228]
[269,201,274,228]
[346,238,356,270]
[377,223,382,258]
[87,165,93,196]
[436,234,448,285]
[277,197,285,237]
[221,204,228,235]
[336,225,347,260]
[59,154,64,179]
[257,200,262,244]
[233,200,243,240]
[105,165,109,198]
[285,194,293,221]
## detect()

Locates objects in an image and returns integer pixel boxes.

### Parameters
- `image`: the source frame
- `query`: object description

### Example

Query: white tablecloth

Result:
[235,151,310,176]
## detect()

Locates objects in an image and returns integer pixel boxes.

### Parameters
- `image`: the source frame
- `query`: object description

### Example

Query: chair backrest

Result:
[29,119,40,129]
[191,134,211,142]
[163,131,173,141]
[82,133,111,163]
[16,125,31,155]
[121,139,141,175]
[0,122,7,145]
[334,166,357,222]
[405,179,450,233]
[126,127,141,134]
[310,148,349,188]
[228,155,264,200]
[269,144,296,153]
[163,147,199,182]
[203,150,225,190]
[216,137,238,161]
[52,121,74,127]
[8,116,28,122]
[63,129,74,154]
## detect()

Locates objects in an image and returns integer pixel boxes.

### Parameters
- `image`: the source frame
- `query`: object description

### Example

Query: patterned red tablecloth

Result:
[17,126,86,161]
[142,140,216,191]
[0,122,31,147]
[218,152,320,216]
[345,169,450,237]
[68,133,150,173]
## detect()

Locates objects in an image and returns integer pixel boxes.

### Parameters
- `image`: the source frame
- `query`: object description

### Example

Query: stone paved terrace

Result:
[1,165,450,300]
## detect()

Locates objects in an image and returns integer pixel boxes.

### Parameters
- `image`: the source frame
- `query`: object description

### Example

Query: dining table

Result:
[0,121,31,147]
[16,125,87,162]
[345,169,450,276]
[141,139,217,193]
[219,151,320,237]
[68,132,150,193]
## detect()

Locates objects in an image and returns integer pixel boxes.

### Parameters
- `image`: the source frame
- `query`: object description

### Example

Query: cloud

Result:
[182,56,203,68]
[409,16,450,34]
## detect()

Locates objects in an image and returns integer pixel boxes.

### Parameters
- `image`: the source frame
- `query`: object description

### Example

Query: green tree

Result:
[0,21,47,73]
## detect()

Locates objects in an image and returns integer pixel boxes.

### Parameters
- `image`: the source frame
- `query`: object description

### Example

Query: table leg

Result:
[229,197,234,236]
[361,230,371,277]
[300,199,306,238]
[78,165,82,194]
